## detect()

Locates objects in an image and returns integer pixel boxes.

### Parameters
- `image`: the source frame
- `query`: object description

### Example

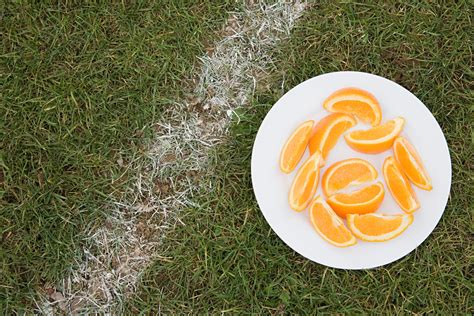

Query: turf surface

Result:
[128,2,473,313]
[1,1,232,310]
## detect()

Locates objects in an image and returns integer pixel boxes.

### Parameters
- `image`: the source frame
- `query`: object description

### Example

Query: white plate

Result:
[251,71,451,269]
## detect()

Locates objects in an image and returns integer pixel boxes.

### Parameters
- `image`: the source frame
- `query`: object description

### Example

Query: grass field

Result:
[1,1,233,311]
[127,2,472,314]
[2,1,473,313]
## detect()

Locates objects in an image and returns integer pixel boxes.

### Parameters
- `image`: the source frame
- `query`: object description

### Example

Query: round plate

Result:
[251,71,451,269]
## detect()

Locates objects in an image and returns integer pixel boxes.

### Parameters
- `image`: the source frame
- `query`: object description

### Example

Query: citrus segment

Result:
[288,151,322,211]
[308,113,356,163]
[279,120,315,173]
[323,87,382,126]
[383,156,419,213]
[327,182,385,218]
[347,213,414,242]
[345,117,405,153]
[393,136,432,190]
[322,158,377,197]
[309,197,356,247]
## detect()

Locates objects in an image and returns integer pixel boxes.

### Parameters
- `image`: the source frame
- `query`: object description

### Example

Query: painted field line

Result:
[38,1,306,313]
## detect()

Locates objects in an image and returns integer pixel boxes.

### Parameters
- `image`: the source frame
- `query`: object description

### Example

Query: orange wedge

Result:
[323,87,382,126]
[280,120,315,173]
[308,113,356,163]
[393,136,432,190]
[322,158,377,197]
[309,197,356,247]
[344,117,405,154]
[347,213,414,242]
[383,156,419,213]
[327,182,385,218]
[288,151,323,211]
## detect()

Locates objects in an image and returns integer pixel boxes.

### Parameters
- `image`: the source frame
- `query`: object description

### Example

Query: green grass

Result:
[128,1,473,313]
[1,0,233,310]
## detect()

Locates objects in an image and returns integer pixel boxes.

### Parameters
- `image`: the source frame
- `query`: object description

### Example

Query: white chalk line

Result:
[37,1,307,313]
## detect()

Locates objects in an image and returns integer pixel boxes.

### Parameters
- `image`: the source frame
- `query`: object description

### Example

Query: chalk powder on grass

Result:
[37,1,307,313]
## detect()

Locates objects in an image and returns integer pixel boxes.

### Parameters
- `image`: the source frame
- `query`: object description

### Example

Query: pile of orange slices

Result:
[279,87,432,247]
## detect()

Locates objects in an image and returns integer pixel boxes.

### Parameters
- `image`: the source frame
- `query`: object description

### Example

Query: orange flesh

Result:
[352,215,402,235]
[350,120,396,140]
[384,157,419,212]
[326,87,378,102]
[289,152,322,211]
[331,100,375,123]
[335,184,382,204]
[328,183,384,217]
[323,159,376,196]
[394,138,431,189]
[321,120,353,157]
[311,201,354,244]
[309,113,355,159]
[297,172,316,205]
[280,122,313,172]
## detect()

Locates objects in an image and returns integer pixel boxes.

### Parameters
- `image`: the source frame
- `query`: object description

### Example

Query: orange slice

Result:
[345,117,405,154]
[323,87,382,126]
[309,197,356,247]
[322,158,377,197]
[383,156,419,213]
[280,120,315,173]
[288,151,323,211]
[347,213,414,242]
[308,113,356,163]
[327,182,385,218]
[393,136,432,190]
